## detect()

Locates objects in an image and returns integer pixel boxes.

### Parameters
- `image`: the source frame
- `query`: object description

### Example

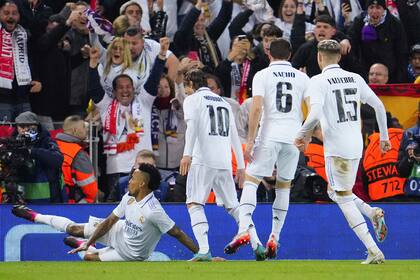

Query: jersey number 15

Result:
[334,88,358,123]
[207,105,230,137]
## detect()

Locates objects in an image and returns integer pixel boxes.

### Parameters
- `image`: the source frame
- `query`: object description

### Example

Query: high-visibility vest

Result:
[56,140,97,203]
[304,142,327,183]
[363,128,406,200]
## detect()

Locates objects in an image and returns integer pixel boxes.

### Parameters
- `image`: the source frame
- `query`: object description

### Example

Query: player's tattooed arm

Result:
[167,225,199,254]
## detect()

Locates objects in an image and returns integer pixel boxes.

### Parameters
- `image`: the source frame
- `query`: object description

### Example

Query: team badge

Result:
[139,216,145,224]
[128,197,135,205]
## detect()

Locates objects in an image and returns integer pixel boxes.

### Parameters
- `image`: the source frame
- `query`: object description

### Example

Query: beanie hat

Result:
[15,112,39,125]
[366,0,387,9]
[119,1,143,15]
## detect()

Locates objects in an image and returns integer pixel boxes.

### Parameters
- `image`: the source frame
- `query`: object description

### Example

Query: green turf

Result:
[1,261,419,280]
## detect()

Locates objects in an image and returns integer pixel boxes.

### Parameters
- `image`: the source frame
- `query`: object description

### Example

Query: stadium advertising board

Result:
[1,203,419,261]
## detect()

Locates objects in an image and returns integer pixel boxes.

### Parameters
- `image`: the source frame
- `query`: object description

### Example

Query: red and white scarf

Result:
[0,24,31,89]
[232,59,251,105]
[103,98,144,154]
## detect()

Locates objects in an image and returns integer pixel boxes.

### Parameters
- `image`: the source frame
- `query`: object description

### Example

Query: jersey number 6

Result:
[276,82,293,113]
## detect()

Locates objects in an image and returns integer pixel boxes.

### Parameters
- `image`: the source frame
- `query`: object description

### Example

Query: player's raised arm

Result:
[167,225,199,254]
[68,212,119,254]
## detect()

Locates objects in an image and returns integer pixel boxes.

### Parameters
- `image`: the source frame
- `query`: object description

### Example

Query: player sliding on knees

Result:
[179,69,246,261]
[12,163,199,261]
[294,40,390,264]
[225,39,310,260]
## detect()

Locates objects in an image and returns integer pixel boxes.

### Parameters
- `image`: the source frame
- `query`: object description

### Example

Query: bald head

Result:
[368,63,389,85]
[63,115,87,140]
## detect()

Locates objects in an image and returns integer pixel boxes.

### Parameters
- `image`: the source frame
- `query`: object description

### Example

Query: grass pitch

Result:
[1,260,419,280]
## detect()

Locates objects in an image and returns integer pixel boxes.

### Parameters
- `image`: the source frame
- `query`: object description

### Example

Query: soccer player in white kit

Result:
[179,69,246,261]
[294,40,391,264]
[225,39,310,260]
[12,163,199,261]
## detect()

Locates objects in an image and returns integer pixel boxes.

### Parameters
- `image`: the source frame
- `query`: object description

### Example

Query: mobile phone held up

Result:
[342,0,352,12]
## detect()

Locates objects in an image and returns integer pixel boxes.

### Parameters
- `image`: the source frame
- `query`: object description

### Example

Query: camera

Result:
[0,135,36,204]
[406,130,420,157]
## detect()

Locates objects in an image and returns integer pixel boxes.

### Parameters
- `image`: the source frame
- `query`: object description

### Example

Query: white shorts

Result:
[186,164,239,209]
[246,140,299,181]
[84,216,125,261]
[325,156,360,191]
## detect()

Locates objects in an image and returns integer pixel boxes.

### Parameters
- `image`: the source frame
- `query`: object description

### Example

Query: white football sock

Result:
[352,195,375,219]
[238,181,258,233]
[336,195,378,253]
[34,214,74,232]
[188,205,209,254]
[248,225,262,251]
[239,181,261,250]
[227,204,240,224]
[328,190,375,219]
[270,188,290,241]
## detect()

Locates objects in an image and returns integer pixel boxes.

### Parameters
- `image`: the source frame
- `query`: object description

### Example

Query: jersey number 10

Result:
[333,88,358,123]
[207,105,230,137]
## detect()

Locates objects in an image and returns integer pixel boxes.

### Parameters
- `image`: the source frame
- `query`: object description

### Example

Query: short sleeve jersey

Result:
[112,192,175,260]
[306,64,377,159]
[252,61,310,143]
[183,87,237,170]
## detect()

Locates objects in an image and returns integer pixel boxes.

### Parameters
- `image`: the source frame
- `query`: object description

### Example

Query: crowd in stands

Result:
[0,0,419,204]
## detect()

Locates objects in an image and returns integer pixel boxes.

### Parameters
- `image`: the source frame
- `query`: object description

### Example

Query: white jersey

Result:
[133,39,173,86]
[96,92,155,173]
[252,61,310,144]
[183,87,238,170]
[307,64,376,159]
[98,64,142,98]
[112,192,175,261]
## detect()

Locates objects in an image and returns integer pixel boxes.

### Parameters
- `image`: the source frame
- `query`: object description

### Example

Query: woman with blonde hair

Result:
[98,37,139,97]
[112,15,130,37]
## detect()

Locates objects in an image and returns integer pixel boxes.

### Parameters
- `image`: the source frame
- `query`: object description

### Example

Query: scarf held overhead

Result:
[0,24,31,89]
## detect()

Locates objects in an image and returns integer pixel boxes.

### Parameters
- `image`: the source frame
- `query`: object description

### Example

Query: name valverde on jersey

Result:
[252,61,310,144]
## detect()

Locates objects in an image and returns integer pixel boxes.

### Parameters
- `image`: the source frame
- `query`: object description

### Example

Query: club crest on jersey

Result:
[128,197,135,205]
[139,216,145,224]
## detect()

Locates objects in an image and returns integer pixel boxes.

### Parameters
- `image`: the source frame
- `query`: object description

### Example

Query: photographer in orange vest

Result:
[55,115,98,203]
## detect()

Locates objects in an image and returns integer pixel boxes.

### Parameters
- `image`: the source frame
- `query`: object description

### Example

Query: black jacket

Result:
[349,12,408,83]
[18,125,64,203]
[292,38,360,77]
[173,1,232,71]
[397,123,420,178]
[30,23,72,120]
[214,58,259,99]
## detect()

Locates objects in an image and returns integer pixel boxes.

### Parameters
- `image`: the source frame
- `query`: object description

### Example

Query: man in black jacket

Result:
[292,15,358,77]
[173,0,233,71]
[397,102,420,178]
[348,0,408,83]
[13,111,64,203]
